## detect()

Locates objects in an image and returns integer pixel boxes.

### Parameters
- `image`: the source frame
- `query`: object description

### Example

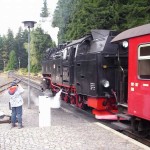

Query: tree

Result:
[1,29,16,64]
[52,0,150,43]
[0,35,4,70]
[52,0,76,43]
[24,27,55,73]
[40,0,49,18]
[6,29,15,54]
[5,50,17,71]
[15,27,28,68]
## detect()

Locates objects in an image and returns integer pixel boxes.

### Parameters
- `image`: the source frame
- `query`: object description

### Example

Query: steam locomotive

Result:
[41,24,150,136]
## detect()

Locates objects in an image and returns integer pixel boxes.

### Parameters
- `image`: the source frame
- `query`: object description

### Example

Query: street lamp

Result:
[22,21,37,109]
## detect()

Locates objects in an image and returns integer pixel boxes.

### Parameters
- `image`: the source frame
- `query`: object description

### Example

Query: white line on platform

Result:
[94,122,150,150]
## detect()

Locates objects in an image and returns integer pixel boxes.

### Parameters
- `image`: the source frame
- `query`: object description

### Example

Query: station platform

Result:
[0,75,149,150]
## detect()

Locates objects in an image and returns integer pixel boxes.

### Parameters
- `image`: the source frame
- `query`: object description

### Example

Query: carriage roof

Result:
[111,24,150,43]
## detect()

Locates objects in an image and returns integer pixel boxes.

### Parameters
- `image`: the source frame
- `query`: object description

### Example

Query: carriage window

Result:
[138,44,150,79]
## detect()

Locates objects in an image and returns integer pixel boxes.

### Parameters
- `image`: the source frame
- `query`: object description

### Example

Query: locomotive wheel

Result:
[70,96,76,104]
[77,95,86,109]
[64,94,70,103]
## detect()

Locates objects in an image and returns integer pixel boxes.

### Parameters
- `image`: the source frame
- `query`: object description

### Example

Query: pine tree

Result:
[40,0,49,18]
[52,0,150,43]
[5,50,17,71]
[14,27,29,68]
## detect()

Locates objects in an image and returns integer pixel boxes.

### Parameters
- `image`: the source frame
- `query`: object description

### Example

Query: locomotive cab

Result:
[73,30,119,119]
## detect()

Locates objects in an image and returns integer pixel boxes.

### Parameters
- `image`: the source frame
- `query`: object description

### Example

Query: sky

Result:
[0,0,59,44]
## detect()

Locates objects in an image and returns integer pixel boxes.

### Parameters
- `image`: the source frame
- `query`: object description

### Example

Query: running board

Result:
[92,109,118,120]
[117,113,132,121]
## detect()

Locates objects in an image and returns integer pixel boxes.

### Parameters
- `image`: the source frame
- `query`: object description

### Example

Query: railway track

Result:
[0,72,42,94]
[0,78,21,93]
[4,72,150,147]
[122,130,150,147]
[9,72,42,91]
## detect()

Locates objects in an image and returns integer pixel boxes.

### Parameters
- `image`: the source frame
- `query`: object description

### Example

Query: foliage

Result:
[0,28,29,71]
[15,27,28,68]
[0,26,55,73]
[18,68,28,75]
[5,50,17,71]
[52,0,150,43]
[27,27,54,73]
[40,0,49,18]
[52,0,76,43]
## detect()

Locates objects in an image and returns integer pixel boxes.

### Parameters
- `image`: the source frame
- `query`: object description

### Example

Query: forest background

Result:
[0,0,150,73]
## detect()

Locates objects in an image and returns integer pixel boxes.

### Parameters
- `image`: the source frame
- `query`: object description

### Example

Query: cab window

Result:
[138,44,150,79]
[77,40,90,55]
[63,48,67,60]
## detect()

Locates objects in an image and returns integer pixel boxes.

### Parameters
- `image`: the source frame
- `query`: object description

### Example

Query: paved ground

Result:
[0,74,149,150]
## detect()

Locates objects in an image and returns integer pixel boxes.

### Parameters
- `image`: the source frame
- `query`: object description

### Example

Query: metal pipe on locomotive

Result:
[41,24,150,137]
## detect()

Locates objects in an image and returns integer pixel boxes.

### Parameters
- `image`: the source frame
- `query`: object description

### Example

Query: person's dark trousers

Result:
[11,106,22,126]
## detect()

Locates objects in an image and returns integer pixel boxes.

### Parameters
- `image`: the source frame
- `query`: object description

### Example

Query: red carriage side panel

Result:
[128,34,150,121]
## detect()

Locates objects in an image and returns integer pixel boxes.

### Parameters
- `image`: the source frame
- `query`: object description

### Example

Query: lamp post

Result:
[18,57,20,69]
[3,59,5,71]
[22,21,37,109]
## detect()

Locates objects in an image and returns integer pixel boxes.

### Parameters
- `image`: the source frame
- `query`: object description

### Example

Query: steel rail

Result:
[10,73,42,91]
[0,79,22,93]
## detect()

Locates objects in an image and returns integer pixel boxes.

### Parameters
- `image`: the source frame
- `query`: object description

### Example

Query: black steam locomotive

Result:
[41,29,126,120]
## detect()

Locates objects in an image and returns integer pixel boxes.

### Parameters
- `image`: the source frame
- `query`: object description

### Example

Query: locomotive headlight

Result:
[101,79,110,88]
[122,41,128,48]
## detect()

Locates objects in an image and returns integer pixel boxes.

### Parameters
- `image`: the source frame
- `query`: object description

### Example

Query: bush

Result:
[31,65,41,73]
[18,68,28,75]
